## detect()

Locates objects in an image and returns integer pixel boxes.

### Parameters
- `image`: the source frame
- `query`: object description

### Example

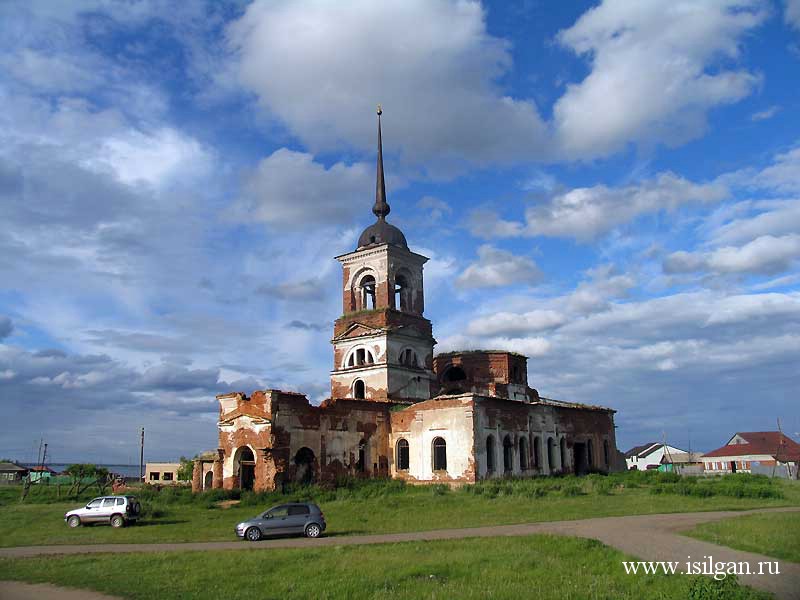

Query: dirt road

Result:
[2,507,798,599]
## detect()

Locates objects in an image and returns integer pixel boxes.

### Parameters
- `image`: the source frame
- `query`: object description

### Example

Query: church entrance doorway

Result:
[235,446,256,490]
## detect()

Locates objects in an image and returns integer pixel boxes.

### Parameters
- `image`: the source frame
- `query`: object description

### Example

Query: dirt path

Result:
[1,506,798,599]
[0,581,122,600]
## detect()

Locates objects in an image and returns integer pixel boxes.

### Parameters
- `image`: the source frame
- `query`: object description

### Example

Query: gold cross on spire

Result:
[377,104,382,116]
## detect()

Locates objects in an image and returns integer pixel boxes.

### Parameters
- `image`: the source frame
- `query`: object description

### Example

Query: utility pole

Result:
[139,428,145,482]
[35,438,43,470]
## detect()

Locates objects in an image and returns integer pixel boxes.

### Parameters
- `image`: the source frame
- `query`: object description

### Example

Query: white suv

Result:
[65,495,141,528]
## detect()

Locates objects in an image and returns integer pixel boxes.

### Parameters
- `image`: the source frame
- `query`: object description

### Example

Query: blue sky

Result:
[1,0,799,464]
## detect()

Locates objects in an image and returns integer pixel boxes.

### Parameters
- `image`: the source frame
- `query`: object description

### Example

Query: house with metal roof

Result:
[702,432,800,478]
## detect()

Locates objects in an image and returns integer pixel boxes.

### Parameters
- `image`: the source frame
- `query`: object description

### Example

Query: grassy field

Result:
[686,511,800,563]
[0,535,769,600]
[1,472,796,548]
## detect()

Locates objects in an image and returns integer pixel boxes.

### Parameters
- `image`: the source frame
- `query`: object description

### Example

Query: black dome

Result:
[357,219,408,249]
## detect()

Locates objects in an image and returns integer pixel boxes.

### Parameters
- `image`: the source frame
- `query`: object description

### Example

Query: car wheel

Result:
[110,515,125,528]
[305,523,322,538]
[245,527,262,542]
[67,516,81,528]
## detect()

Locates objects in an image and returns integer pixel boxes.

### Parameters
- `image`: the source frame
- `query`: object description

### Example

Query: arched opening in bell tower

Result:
[394,274,410,312]
[360,275,376,310]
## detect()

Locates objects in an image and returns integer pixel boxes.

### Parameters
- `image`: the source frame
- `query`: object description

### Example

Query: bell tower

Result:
[330,107,435,402]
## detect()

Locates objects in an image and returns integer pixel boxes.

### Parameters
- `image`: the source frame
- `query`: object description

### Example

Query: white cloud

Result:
[467,309,566,337]
[554,0,766,158]
[786,0,800,30]
[566,265,635,314]
[665,234,800,275]
[227,0,548,166]
[88,128,212,188]
[709,200,800,246]
[231,149,372,228]
[525,173,726,241]
[467,209,526,239]
[747,147,800,193]
[750,105,781,121]
[455,245,541,289]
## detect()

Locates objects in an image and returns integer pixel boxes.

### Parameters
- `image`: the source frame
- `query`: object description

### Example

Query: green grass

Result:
[685,511,800,563]
[1,473,797,548]
[0,535,769,600]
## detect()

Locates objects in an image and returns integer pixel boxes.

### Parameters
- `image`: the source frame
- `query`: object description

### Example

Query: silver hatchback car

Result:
[64,495,141,528]
[236,502,326,541]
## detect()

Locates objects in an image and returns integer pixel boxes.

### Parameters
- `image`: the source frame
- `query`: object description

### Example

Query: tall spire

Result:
[372,105,390,220]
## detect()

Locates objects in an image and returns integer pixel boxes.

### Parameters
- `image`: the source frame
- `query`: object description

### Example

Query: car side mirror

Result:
[262,513,271,519]
[86,505,92,509]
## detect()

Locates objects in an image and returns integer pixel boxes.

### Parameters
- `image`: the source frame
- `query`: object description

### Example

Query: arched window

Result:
[603,439,610,467]
[347,348,375,368]
[533,436,541,469]
[587,439,594,469]
[360,275,376,310]
[560,437,567,472]
[547,437,556,472]
[442,366,466,394]
[396,439,409,471]
[432,437,447,471]
[519,437,529,470]
[503,435,514,473]
[353,379,365,399]
[400,348,418,367]
[486,435,495,473]
[394,274,410,312]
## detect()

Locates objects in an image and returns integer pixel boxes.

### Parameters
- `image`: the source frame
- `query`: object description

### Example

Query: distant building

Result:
[145,462,181,485]
[659,451,704,474]
[625,443,687,471]
[0,462,28,484]
[29,465,57,483]
[702,432,800,478]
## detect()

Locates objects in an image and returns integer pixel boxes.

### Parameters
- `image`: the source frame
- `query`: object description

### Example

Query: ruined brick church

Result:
[192,110,622,493]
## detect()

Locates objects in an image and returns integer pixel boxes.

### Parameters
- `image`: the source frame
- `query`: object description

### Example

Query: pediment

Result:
[333,322,384,341]
[218,409,271,426]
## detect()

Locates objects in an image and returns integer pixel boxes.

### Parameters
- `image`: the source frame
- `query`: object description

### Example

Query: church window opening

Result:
[357,439,368,472]
[348,348,375,368]
[360,275,376,310]
[394,274,410,311]
[503,435,514,473]
[486,435,495,473]
[519,437,529,470]
[603,439,610,467]
[560,437,567,471]
[400,348,418,367]
[533,436,541,469]
[587,439,594,468]
[396,439,409,471]
[432,437,447,471]
[547,437,556,471]
[353,379,366,399]
[442,365,466,394]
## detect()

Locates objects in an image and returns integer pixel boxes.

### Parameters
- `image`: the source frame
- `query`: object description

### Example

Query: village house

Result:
[702,432,800,478]
[625,442,687,471]
[192,110,624,492]
[145,462,181,485]
[0,461,28,485]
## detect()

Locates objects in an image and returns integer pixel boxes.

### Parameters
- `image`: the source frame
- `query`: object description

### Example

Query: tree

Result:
[65,464,111,497]
[177,456,194,481]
